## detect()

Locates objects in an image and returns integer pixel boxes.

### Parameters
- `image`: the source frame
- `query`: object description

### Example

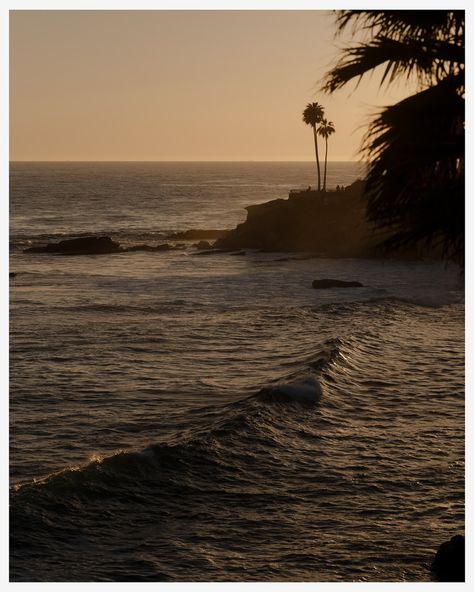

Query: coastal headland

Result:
[216,180,441,260]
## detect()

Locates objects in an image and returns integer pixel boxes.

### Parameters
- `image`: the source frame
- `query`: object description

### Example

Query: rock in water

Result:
[124,243,172,252]
[312,279,363,289]
[25,236,121,255]
[431,535,465,582]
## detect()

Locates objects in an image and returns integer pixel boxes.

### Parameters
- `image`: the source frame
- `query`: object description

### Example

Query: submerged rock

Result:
[25,236,121,255]
[312,279,363,289]
[431,534,465,582]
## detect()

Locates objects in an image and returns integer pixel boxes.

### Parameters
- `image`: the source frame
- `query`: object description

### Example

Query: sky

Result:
[10,9,419,161]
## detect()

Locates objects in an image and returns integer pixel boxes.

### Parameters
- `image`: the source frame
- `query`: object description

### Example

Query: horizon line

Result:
[10,159,364,164]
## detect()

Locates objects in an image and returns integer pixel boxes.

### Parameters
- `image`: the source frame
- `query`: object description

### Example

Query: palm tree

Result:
[317,119,335,191]
[302,102,325,191]
[323,10,464,263]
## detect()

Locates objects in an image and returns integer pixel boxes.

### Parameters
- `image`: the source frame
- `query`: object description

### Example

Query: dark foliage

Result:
[324,10,464,263]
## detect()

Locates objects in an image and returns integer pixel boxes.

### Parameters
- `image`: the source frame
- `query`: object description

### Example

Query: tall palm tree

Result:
[317,119,335,191]
[302,102,325,191]
[323,10,464,263]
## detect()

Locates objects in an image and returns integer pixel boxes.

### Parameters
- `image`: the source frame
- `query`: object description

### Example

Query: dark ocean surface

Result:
[9,162,464,581]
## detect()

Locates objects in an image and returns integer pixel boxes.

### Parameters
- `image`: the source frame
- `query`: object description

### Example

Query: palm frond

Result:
[302,102,325,126]
[318,119,335,138]
[362,76,464,261]
[335,10,464,44]
[322,9,464,263]
[324,36,464,93]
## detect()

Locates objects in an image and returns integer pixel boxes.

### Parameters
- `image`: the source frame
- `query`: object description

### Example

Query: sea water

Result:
[9,162,464,581]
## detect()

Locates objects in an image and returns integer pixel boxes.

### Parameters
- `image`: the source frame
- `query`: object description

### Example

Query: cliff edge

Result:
[215,180,439,259]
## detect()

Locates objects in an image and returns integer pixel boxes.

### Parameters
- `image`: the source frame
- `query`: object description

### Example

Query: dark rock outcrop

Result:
[312,279,363,289]
[9,272,16,278]
[431,535,465,582]
[215,181,370,255]
[24,237,185,255]
[25,236,121,255]
[124,243,173,252]
[215,180,442,260]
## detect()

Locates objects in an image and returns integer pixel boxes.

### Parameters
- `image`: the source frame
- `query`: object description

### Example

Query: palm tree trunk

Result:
[312,125,321,191]
[323,136,328,191]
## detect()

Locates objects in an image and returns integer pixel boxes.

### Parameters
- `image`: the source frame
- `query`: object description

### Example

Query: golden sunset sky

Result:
[10,10,418,161]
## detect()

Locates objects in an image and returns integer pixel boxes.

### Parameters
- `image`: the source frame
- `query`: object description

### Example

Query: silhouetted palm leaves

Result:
[324,10,464,263]
[317,119,335,191]
[302,102,325,191]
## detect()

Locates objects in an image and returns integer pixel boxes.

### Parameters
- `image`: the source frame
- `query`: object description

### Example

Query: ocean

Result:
[9,162,464,582]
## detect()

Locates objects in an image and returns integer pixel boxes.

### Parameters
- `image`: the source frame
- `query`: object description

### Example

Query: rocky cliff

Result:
[215,180,440,259]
